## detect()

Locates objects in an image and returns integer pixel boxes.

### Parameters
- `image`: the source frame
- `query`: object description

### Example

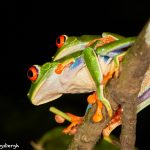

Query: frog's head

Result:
[52,35,88,61]
[27,62,62,105]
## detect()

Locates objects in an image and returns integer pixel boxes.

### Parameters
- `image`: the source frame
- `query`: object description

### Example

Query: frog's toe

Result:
[63,113,83,135]
[92,100,103,122]
[55,114,65,123]
[87,92,97,104]
[101,73,113,85]
[63,122,79,135]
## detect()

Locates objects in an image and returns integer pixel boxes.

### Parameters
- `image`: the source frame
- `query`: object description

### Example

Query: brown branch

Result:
[67,104,111,150]
[108,18,150,150]
[68,18,150,150]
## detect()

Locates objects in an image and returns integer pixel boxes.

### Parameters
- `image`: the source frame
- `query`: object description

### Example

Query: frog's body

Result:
[28,54,115,105]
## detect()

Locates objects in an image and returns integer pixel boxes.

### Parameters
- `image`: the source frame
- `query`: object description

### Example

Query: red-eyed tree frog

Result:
[27,33,140,136]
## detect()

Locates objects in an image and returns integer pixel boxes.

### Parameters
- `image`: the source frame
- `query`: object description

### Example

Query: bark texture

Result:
[68,19,150,150]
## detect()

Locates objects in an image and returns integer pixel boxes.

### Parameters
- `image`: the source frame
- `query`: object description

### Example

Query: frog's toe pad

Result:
[63,120,82,135]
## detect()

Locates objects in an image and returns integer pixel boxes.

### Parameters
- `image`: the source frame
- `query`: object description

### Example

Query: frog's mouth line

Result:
[31,92,63,106]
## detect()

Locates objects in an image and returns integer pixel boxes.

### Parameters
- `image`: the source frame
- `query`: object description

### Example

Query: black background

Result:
[6,1,150,149]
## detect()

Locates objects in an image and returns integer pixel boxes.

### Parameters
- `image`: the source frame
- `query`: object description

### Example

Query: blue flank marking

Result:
[101,56,112,64]
[100,49,125,65]
[106,49,124,58]
[85,104,92,112]
[70,58,83,69]
[103,56,110,62]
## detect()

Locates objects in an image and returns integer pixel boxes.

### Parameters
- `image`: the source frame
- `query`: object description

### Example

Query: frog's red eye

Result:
[27,66,38,81]
[56,35,67,48]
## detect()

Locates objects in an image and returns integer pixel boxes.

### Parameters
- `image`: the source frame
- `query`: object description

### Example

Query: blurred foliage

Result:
[31,127,120,150]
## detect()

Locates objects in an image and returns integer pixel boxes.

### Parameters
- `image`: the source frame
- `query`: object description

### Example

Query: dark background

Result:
[6,1,150,149]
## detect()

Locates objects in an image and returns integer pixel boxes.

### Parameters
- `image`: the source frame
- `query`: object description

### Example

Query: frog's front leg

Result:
[102,51,127,85]
[50,107,83,135]
[55,58,75,74]
[83,47,113,122]
[113,51,128,78]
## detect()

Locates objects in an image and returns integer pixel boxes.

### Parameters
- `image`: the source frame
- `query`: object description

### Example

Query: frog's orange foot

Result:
[92,100,103,122]
[102,107,122,137]
[101,73,113,85]
[63,113,83,135]
[55,64,64,74]
[87,92,97,104]
[101,68,116,85]
[103,120,121,137]
[87,93,103,122]
[55,59,74,74]
[63,121,81,135]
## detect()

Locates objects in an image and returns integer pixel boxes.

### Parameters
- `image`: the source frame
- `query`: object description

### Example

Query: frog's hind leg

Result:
[96,85,113,120]
[83,47,113,121]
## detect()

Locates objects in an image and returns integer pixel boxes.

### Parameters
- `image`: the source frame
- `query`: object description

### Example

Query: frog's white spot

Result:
[145,21,150,46]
